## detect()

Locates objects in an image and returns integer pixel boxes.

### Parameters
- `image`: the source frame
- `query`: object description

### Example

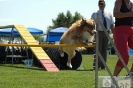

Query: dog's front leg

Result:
[74,37,83,44]
[82,40,90,46]
[72,35,82,44]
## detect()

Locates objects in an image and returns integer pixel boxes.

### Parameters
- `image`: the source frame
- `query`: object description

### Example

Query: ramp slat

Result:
[39,60,59,72]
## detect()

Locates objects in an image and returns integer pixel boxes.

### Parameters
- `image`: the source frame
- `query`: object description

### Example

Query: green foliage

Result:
[65,10,73,27]
[47,10,83,32]
[72,11,83,23]
[32,34,43,40]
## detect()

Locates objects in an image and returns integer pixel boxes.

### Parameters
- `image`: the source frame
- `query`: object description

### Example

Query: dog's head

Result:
[79,18,96,36]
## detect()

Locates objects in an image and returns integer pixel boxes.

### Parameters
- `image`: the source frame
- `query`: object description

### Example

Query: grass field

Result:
[0,55,133,88]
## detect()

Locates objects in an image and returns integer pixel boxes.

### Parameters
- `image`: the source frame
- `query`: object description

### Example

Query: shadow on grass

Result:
[88,69,95,71]
[76,70,93,71]
[76,68,103,71]
[76,68,95,71]
[0,64,45,71]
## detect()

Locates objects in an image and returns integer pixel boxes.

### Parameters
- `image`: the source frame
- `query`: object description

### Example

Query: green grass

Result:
[0,55,133,88]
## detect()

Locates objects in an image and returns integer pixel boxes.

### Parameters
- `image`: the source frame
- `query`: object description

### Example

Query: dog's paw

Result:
[67,62,72,68]
[82,40,86,43]
[86,43,90,46]
[83,42,90,46]
[60,53,64,57]
[82,40,90,46]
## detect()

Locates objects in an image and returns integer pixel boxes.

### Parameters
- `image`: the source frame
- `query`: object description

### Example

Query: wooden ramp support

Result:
[14,25,59,72]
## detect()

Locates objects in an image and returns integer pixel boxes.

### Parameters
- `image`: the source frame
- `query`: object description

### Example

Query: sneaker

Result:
[110,83,116,88]
[126,72,133,77]
[101,68,106,70]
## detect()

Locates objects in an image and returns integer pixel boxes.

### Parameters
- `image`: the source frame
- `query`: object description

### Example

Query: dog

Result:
[59,18,96,68]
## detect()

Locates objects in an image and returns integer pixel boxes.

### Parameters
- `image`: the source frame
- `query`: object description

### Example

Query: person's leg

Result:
[130,64,133,72]
[113,26,130,76]
[128,27,133,73]
[101,32,109,69]
[98,31,104,68]
[113,66,123,76]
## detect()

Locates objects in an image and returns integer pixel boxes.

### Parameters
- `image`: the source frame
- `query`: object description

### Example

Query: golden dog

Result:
[59,18,96,68]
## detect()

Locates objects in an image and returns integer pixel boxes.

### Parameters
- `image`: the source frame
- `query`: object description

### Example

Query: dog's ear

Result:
[90,18,94,21]
[79,18,86,26]
[89,18,94,24]
[91,19,96,31]
[88,18,95,27]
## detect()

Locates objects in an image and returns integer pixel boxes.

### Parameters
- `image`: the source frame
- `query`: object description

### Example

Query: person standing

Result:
[91,0,114,70]
[113,0,133,76]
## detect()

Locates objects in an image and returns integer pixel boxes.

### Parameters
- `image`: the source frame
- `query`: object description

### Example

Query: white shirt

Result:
[91,10,114,31]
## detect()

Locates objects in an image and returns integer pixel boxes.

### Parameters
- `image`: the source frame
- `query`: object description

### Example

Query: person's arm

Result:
[91,12,95,21]
[113,0,133,18]
[91,12,98,26]
[110,24,114,33]
[110,13,115,33]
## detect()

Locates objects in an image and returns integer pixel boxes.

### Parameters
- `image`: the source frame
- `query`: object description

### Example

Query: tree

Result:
[47,11,83,32]
[65,10,73,27]
[33,34,43,40]
[72,11,83,23]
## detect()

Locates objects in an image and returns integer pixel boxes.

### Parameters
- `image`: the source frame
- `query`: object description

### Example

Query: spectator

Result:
[91,0,114,70]
[113,0,133,77]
